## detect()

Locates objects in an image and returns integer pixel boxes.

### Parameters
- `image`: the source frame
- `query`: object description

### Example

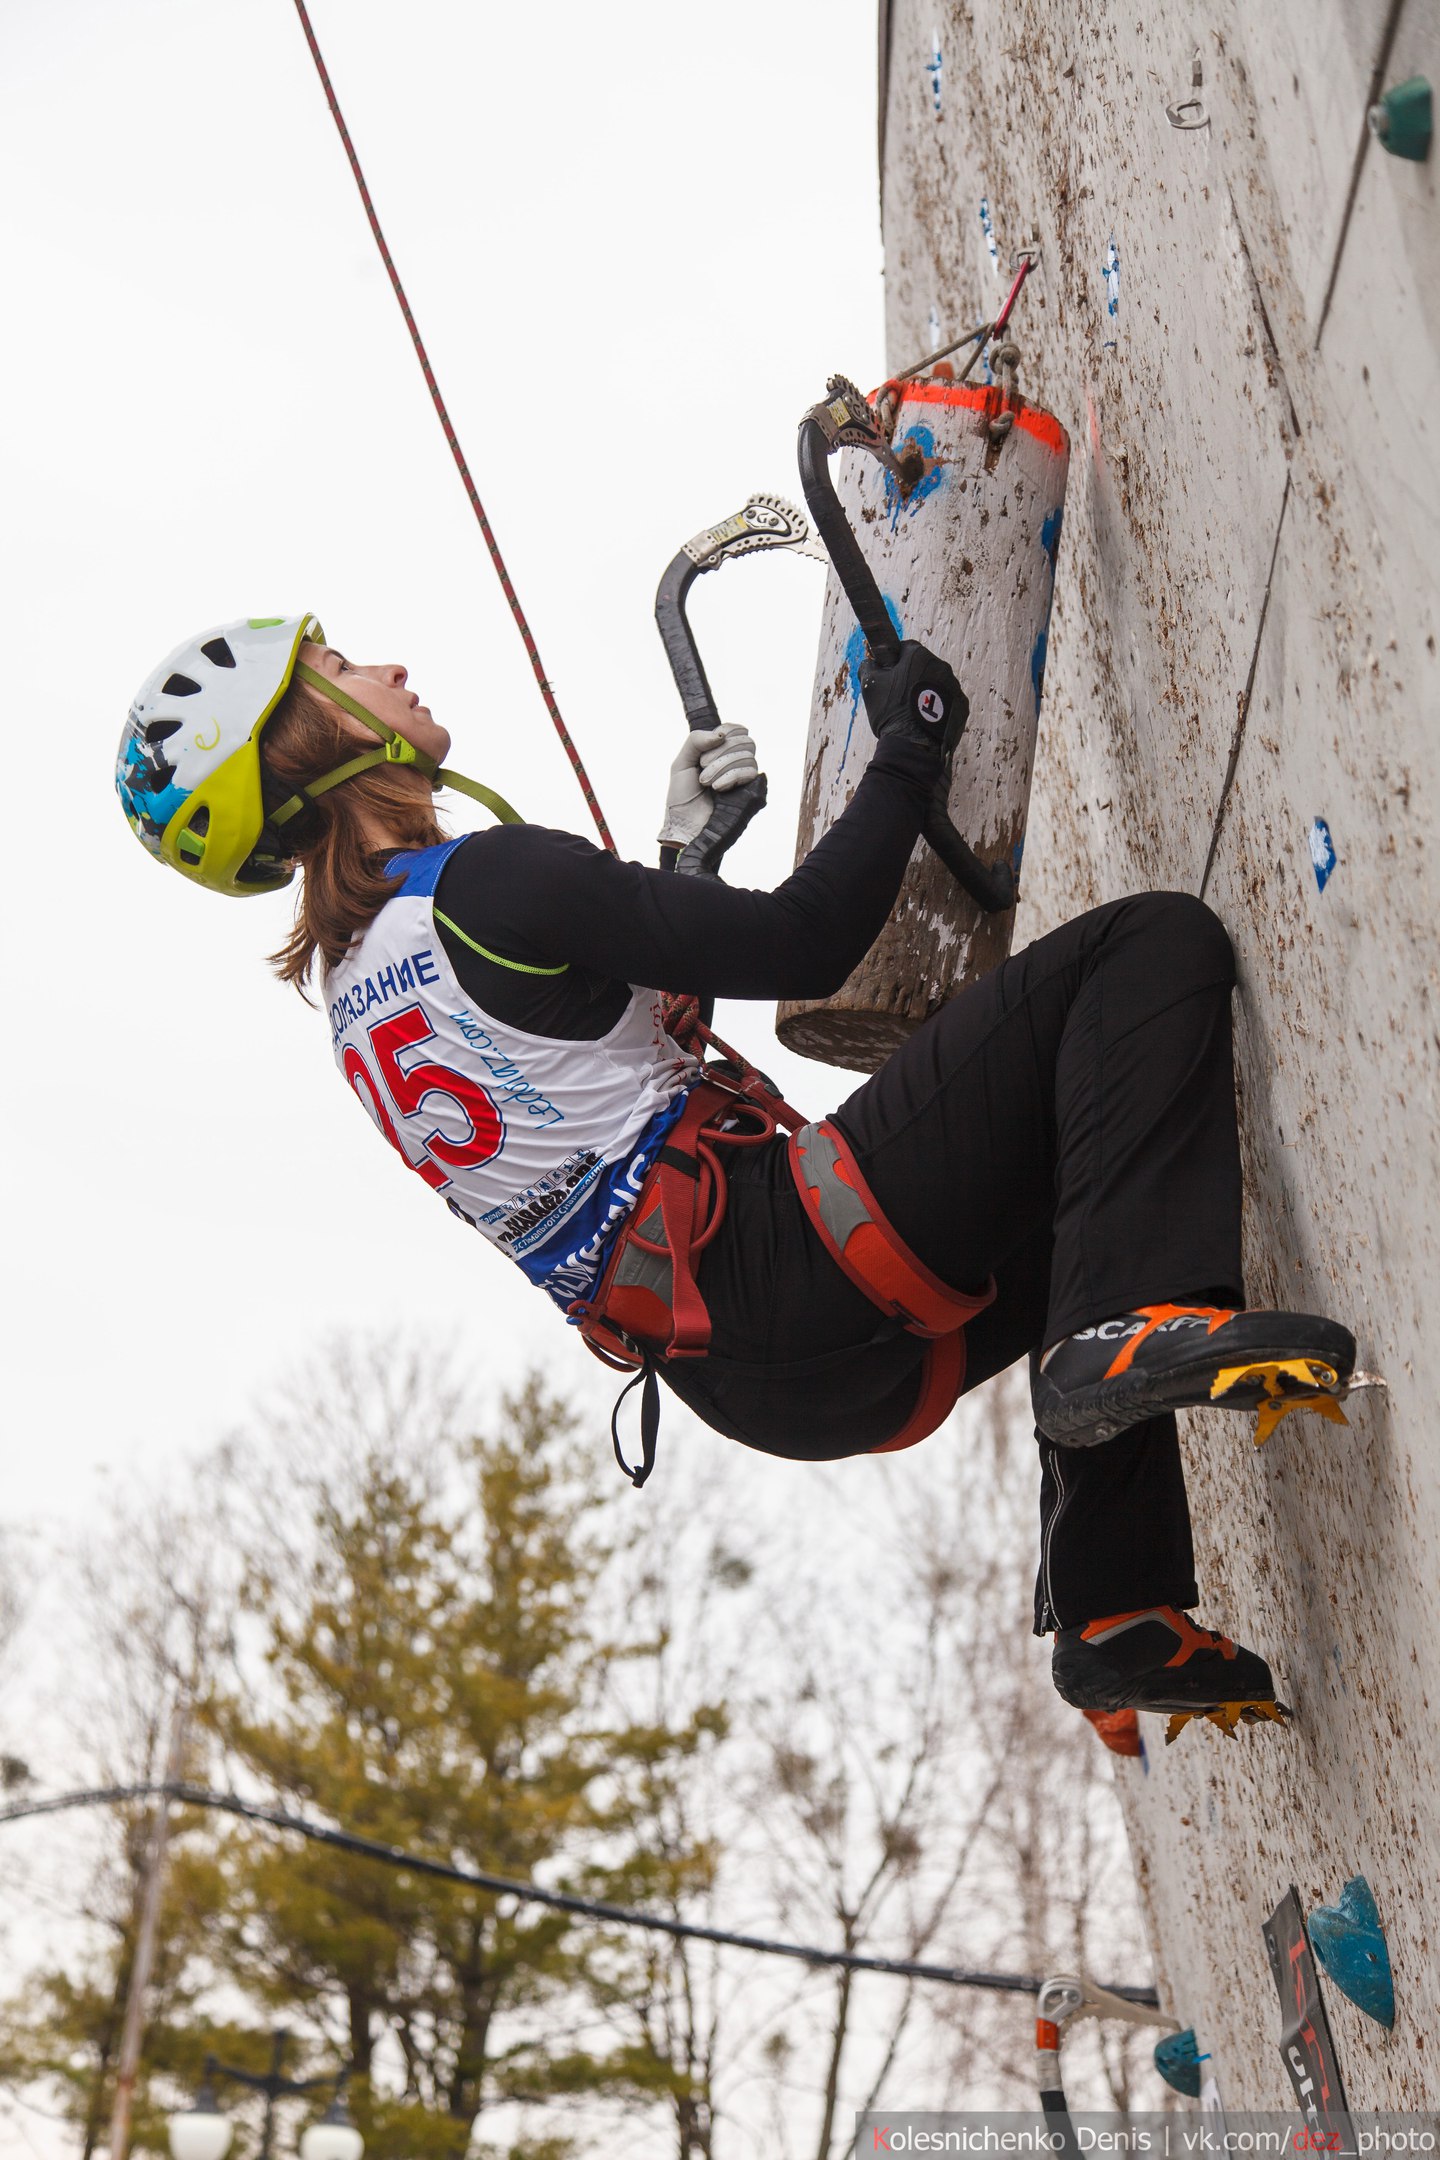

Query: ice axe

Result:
[653,493,825,876]
[797,375,1018,914]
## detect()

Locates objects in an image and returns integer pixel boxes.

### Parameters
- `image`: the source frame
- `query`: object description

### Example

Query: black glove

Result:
[860,639,968,759]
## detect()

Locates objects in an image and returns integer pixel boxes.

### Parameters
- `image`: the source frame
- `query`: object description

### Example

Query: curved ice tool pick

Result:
[797,376,1017,914]
[654,493,825,877]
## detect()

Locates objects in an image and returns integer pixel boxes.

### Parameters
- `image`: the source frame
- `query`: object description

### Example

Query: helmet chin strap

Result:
[267,661,522,834]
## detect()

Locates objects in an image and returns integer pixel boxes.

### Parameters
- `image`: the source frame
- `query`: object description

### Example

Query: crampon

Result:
[1053,1605,1290,1746]
[1033,1304,1373,1447]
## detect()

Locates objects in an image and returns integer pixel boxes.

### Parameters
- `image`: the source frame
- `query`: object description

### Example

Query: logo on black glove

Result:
[916,687,946,726]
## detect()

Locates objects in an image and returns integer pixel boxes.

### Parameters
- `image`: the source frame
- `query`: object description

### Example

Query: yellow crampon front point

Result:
[1209,1358,1349,1445]
[1164,1699,1291,1745]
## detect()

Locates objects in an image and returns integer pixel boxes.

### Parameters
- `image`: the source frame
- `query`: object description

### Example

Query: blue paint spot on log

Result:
[1031,627,1049,713]
[1309,817,1338,891]
[1041,506,1064,565]
[842,599,905,771]
[1306,1877,1395,2030]
[883,425,944,531]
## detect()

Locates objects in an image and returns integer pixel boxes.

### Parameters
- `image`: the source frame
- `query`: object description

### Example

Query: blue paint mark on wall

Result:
[1103,234,1120,349]
[882,424,945,531]
[979,197,1000,276]
[1309,817,1338,892]
[842,596,905,771]
[926,30,943,115]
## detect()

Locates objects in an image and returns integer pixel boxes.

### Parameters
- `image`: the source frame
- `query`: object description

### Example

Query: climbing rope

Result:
[289,0,617,854]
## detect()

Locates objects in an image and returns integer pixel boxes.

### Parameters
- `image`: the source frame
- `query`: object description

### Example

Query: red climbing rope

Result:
[289,0,617,854]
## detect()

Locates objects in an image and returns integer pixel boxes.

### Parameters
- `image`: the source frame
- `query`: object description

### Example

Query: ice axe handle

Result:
[923,787,1017,912]
[797,417,901,659]
[653,546,769,876]
[676,774,769,877]
[797,404,1014,916]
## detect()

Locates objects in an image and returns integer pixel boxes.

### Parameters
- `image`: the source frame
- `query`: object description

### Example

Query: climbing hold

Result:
[1309,816,1338,891]
[1154,2028,1206,2098]
[1369,77,1432,162]
[1165,1699,1290,1745]
[1306,1876,1396,2030]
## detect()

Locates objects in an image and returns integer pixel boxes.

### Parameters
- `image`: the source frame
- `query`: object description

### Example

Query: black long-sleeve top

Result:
[432,732,936,1024]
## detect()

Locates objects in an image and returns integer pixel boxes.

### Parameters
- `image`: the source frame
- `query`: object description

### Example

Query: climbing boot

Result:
[1033,1304,1356,1447]
[1053,1605,1289,1745]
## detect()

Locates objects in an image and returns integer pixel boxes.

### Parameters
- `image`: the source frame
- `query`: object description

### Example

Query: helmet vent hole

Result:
[162,672,201,697]
[200,637,236,669]
[144,719,182,744]
[188,806,211,837]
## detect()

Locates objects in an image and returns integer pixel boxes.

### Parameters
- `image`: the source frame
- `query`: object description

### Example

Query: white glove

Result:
[657,724,759,849]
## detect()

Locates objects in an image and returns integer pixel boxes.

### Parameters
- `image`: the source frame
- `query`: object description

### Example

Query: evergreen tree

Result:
[204,1372,719,2154]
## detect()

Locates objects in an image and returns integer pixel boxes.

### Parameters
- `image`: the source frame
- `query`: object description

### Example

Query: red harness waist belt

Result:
[569,1084,995,1479]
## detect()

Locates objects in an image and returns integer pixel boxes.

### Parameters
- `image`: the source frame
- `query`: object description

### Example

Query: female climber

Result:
[116,613,1358,1736]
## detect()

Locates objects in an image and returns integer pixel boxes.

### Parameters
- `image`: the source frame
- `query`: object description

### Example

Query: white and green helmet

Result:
[116,612,520,897]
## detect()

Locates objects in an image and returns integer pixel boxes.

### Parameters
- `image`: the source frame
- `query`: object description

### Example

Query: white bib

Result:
[325,842,698,1306]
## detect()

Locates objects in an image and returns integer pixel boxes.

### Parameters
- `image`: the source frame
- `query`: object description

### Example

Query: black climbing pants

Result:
[665,891,1246,1633]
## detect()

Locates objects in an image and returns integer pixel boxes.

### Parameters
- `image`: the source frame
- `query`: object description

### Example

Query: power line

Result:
[0,1781,1158,2005]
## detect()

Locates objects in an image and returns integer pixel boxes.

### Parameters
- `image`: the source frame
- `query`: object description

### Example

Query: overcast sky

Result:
[2,0,888,1537]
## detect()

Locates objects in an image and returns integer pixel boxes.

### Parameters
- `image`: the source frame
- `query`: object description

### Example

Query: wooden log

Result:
[776,377,1070,1071]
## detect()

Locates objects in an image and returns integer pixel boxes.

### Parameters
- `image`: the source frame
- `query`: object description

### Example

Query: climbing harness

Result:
[568,1065,802,1487]
[569,1070,996,1485]
[289,0,615,854]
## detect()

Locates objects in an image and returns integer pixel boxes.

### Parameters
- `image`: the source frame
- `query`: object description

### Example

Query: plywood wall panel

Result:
[880,0,1440,2106]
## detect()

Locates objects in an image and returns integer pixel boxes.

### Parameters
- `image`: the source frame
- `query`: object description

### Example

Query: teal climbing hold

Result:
[1369,77,1432,162]
[1306,1876,1395,2029]
[1154,2029,1205,2097]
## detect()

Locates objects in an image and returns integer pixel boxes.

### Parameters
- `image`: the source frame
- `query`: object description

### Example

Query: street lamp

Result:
[167,2032,361,2160]
[168,2077,233,2160]
[298,2093,364,2160]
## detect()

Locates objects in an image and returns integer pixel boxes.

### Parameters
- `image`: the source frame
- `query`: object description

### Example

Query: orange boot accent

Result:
[1079,1605,1238,1666]
[1103,1305,1235,1379]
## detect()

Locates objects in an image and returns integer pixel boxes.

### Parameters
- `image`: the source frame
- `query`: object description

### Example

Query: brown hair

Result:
[262,676,447,994]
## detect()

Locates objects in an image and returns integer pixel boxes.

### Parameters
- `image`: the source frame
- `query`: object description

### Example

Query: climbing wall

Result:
[879,0,1439,2109]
